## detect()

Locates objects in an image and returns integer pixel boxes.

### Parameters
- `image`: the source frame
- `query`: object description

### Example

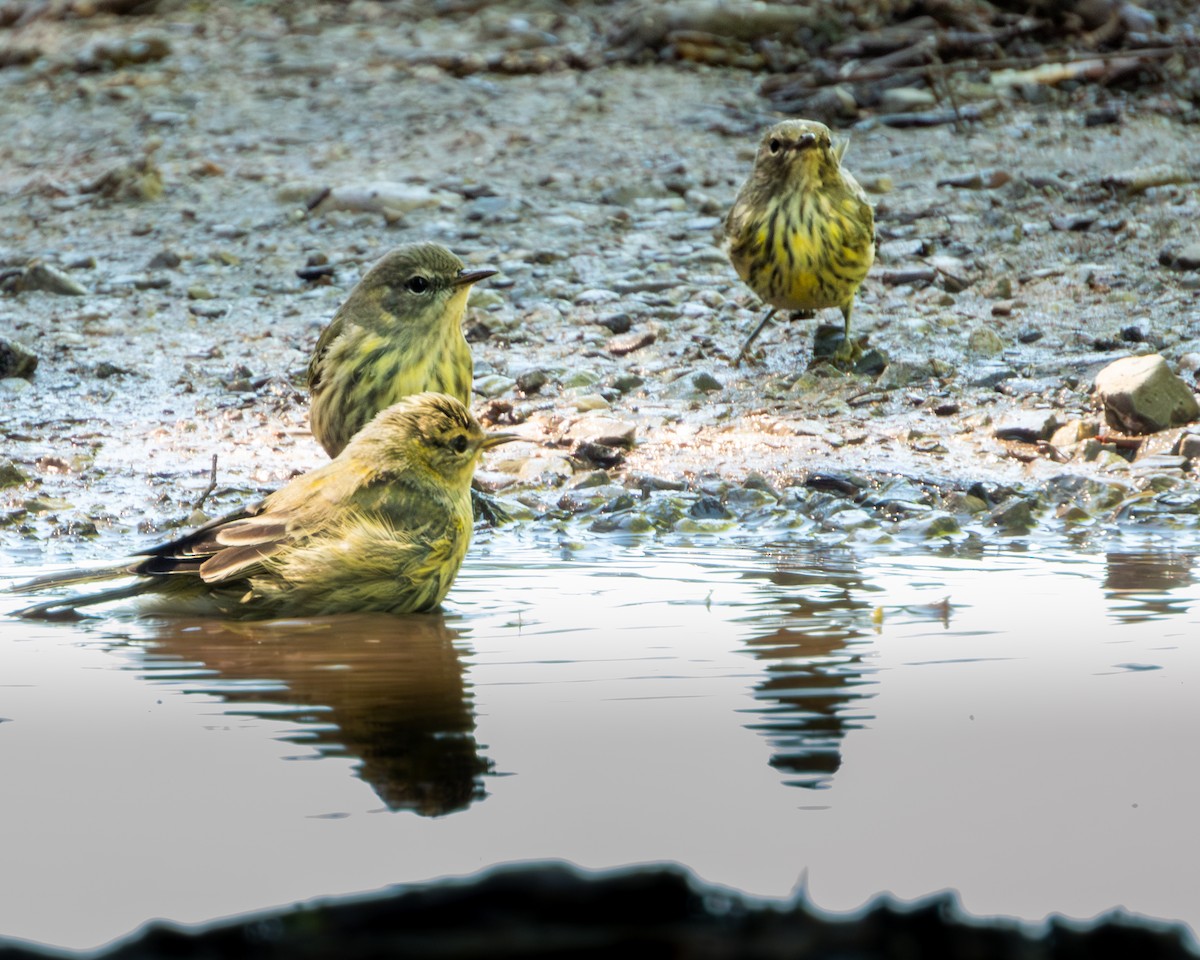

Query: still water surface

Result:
[1,532,1198,950]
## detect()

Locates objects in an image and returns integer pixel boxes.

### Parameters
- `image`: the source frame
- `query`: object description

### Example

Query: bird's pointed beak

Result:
[795,132,817,151]
[481,431,519,450]
[454,267,498,287]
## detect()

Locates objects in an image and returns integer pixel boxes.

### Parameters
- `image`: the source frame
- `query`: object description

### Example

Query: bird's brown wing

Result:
[134,500,293,582]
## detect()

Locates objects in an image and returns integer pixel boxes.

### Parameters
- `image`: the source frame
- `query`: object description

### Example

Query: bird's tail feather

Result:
[14,581,151,621]
[6,563,137,595]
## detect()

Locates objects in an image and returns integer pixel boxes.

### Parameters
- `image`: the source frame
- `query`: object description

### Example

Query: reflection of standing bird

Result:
[725,119,875,365]
[307,243,495,458]
[15,394,514,620]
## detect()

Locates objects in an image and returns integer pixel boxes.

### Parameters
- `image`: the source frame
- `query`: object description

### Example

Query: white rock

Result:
[1093,354,1200,434]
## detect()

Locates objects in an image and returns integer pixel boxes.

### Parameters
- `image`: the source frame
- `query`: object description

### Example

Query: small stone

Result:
[12,262,87,296]
[571,393,610,412]
[966,326,1005,356]
[933,401,960,417]
[606,328,657,357]
[147,249,182,269]
[991,300,1015,317]
[1178,434,1200,459]
[563,417,636,448]
[987,497,1036,533]
[1165,242,1200,271]
[689,496,731,520]
[690,371,723,393]
[596,313,633,334]
[877,359,935,390]
[575,288,620,305]
[989,277,1013,299]
[993,409,1059,442]
[0,377,31,395]
[562,369,601,389]
[0,338,38,379]
[880,87,937,111]
[575,440,625,469]
[187,285,216,300]
[473,374,517,398]
[1050,419,1098,447]
[1093,354,1200,435]
[854,348,888,376]
[1017,327,1044,344]
[612,373,644,393]
[188,302,227,318]
[0,459,29,488]
[515,369,549,395]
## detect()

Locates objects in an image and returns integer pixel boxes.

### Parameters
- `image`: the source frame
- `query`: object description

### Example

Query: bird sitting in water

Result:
[13,393,514,620]
[725,119,875,366]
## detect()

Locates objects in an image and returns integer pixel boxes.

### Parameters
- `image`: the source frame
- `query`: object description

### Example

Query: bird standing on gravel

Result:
[14,394,515,620]
[725,119,875,366]
[307,243,495,458]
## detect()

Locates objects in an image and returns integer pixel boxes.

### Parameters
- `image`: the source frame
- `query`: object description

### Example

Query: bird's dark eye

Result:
[406,275,430,294]
[768,138,781,154]
[449,434,469,454]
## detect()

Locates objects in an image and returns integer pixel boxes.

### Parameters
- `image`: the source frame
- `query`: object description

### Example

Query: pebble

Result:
[8,262,87,296]
[1093,354,1200,434]
[474,374,517,398]
[0,377,32,395]
[0,459,29,488]
[607,328,657,356]
[993,409,1059,442]
[574,288,621,305]
[515,369,550,394]
[562,369,601,389]
[563,417,636,447]
[188,303,227,318]
[1178,434,1200,459]
[575,440,625,468]
[877,359,934,390]
[1163,242,1200,271]
[0,338,38,379]
[966,326,1005,356]
[571,393,610,412]
[987,497,1036,533]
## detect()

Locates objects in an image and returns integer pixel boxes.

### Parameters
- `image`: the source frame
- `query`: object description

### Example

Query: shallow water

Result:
[1,531,1198,951]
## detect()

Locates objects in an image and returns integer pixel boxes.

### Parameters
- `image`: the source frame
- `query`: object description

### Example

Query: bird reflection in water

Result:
[126,612,491,817]
[738,546,880,791]
[1103,551,1196,625]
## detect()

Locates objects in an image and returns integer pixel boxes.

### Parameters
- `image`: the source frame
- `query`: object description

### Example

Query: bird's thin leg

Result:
[832,302,860,364]
[734,307,778,367]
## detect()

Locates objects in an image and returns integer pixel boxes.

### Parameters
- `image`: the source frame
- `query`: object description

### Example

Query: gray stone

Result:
[1178,434,1200,459]
[473,374,517,398]
[993,409,1059,442]
[987,497,1036,533]
[14,262,87,296]
[563,417,637,448]
[0,458,29,488]
[966,325,1005,356]
[1093,354,1200,434]
[1168,242,1200,271]
[0,338,37,380]
[877,359,935,390]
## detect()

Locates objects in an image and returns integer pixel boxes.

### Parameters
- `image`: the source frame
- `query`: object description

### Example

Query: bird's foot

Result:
[810,323,864,370]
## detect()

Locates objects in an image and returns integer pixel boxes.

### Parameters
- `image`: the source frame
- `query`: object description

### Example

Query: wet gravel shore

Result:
[2,2,1200,566]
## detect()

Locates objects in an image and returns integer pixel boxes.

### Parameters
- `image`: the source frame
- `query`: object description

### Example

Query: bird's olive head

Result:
[754,119,839,181]
[359,242,497,331]
[361,392,516,485]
